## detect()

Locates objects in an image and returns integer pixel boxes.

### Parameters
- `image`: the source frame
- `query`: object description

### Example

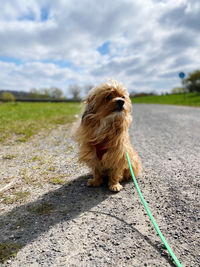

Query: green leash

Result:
[126,152,182,267]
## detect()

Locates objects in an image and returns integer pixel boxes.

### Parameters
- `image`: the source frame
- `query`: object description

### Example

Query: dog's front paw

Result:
[109,183,123,192]
[87,178,102,187]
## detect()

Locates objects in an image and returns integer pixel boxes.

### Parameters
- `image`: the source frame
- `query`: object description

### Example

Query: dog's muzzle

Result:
[115,98,125,111]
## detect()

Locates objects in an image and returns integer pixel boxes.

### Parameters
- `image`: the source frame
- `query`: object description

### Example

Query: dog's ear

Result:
[81,94,95,122]
[82,102,94,122]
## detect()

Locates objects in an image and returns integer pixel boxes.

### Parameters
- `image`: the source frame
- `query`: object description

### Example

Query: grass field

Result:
[131,93,200,107]
[0,102,81,143]
[1,93,199,143]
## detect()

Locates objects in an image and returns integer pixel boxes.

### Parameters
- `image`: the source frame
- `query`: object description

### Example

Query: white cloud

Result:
[0,0,199,94]
[0,61,83,91]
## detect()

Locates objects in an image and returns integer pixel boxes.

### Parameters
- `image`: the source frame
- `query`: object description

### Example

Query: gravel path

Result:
[0,104,199,267]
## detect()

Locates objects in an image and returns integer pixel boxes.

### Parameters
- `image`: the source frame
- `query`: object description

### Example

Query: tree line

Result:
[1,70,200,102]
[0,84,93,102]
[172,69,200,94]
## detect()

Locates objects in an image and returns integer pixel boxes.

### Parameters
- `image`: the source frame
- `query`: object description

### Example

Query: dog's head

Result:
[82,80,132,126]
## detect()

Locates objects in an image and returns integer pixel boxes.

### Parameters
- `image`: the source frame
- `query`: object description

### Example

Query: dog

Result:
[75,79,141,192]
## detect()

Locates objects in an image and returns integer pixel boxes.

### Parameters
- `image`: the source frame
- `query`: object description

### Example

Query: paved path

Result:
[1,104,199,266]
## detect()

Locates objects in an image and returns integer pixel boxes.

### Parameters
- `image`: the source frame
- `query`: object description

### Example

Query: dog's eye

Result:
[106,94,112,101]
[122,96,125,99]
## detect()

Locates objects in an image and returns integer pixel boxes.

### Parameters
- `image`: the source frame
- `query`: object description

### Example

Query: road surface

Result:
[1,104,199,266]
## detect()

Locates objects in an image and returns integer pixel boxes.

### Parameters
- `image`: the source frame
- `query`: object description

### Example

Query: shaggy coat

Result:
[75,80,141,191]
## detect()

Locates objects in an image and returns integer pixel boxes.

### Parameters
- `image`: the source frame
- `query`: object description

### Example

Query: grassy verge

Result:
[131,93,200,107]
[0,242,22,263]
[0,102,81,143]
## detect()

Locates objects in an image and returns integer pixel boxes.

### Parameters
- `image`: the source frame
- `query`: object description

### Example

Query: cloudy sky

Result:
[0,0,199,95]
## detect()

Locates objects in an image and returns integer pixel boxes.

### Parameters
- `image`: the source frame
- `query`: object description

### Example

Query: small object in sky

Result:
[179,72,185,79]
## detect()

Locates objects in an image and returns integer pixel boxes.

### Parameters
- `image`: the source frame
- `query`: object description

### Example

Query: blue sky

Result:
[0,0,200,95]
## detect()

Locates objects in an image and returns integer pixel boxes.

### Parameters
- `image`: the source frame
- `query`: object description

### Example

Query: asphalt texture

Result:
[1,104,200,267]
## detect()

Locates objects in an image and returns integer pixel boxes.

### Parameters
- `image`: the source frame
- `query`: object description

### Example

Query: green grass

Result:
[3,191,31,204]
[49,177,66,185]
[2,154,16,160]
[0,102,80,142]
[27,203,55,215]
[0,242,22,263]
[131,93,200,107]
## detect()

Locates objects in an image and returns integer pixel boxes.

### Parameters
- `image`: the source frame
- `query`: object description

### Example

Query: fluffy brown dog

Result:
[75,79,141,192]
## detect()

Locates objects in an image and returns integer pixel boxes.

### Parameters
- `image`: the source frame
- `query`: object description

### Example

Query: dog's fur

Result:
[75,79,141,192]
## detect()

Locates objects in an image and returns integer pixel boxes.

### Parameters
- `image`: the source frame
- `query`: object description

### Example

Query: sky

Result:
[0,0,200,96]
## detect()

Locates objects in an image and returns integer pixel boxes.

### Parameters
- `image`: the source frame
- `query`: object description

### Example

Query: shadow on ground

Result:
[0,174,176,266]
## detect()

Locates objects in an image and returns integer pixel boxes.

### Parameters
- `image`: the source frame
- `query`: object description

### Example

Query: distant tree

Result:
[30,88,48,99]
[171,87,184,94]
[49,87,65,99]
[40,88,51,99]
[84,84,94,95]
[68,84,81,100]
[29,88,40,98]
[133,92,156,97]
[29,87,66,99]
[129,90,136,98]
[183,70,200,93]
[1,92,15,102]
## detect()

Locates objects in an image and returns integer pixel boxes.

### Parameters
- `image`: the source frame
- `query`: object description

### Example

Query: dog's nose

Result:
[117,99,124,106]
[116,99,125,111]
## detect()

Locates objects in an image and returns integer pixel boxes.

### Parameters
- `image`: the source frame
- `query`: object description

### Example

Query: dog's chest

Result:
[94,141,108,161]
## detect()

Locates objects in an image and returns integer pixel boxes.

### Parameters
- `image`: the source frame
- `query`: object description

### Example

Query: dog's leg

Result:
[87,168,103,187]
[108,170,123,192]
[123,152,142,181]
[123,168,131,180]
[131,154,142,178]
